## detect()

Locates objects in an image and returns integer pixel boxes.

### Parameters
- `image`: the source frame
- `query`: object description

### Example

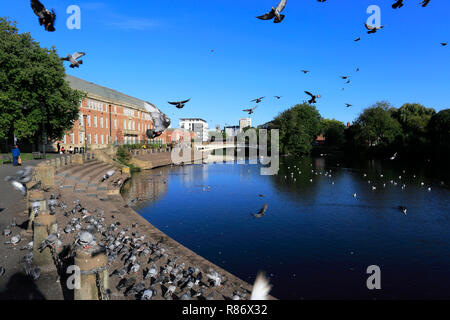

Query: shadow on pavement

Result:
[0,273,46,300]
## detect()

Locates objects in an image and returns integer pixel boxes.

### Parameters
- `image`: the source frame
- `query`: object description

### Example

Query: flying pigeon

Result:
[419,0,431,7]
[354,37,361,42]
[0,266,5,277]
[243,106,258,115]
[30,0,56,32]
[253,204,268,218]
[144,102,171,139]
[365,23,384,34]
[168,99,190,109]
[61,52,86,68]
[304,91,321,104]
[251,97,265,104]
[345,103,352,108]
[274,96,282,99]
[398,206,407,215]
[250,272,272,300]
[301,70,310,74]
[441,42,448,47]
[341,76,350,80]
[256,0,287,23]
[5,166,34,196]
[392,0,404,9]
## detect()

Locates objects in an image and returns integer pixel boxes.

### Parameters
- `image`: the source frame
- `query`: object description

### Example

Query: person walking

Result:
[57,142,61,154]
[11,145,21,166]
[69,146,73,154]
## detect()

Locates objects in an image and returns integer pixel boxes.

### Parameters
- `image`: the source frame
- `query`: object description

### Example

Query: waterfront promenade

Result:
[0,147,269,300]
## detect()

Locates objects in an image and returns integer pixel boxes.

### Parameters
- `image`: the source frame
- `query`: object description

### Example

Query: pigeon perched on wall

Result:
[250,272,272,300]
[39,233,59,252]
[30,0,56,32]
[168,99,190,109]
[257,0,288,23]
[61,52,86,68]
[101,170,116,182]
[304,91,321,104]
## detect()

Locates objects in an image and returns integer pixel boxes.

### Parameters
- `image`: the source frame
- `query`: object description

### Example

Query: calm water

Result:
[122,156,450,299]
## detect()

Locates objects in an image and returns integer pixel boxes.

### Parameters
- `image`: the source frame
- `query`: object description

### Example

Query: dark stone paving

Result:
[0,157,64,300]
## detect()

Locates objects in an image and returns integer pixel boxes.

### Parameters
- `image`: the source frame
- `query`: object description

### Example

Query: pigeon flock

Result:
[1,163,271,300]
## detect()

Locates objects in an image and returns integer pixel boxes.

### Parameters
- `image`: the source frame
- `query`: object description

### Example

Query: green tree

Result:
[392,103,435,151]
[321,119,346,147]
[352,101,402,151]
[428,109,450,158]
[0,18,84,145]
[271,103,322,155]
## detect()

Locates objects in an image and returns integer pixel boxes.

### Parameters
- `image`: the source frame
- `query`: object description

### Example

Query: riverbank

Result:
[1,150,271,300]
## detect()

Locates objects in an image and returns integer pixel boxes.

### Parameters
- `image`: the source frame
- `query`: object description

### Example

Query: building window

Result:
[79,133,83,145]
[87,115,91,127]
[94,116,97,127]
[124,119,126,129]
[114,106,117,113]
[100,117,103,128]
[106,119,108,129]
[70,133,74,144]
[114,119,117,129]
[88,134,91,144]
[79,113,83,125]
[101,135,104,145]
[94,134,98,144]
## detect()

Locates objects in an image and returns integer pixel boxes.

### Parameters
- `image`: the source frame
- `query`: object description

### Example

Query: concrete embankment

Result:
[1,147,275,300]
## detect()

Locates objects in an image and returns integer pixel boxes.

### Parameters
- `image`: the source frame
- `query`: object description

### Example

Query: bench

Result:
[1,155,12,166]
[32,152,43,159]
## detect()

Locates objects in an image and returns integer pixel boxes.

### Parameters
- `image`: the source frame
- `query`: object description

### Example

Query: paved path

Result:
[0,157,64,300]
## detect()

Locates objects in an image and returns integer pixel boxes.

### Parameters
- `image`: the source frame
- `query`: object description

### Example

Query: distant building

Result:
[224,126,240,138]
[239,118,252,131]
[162,128,196,144]
[179,118,209,142]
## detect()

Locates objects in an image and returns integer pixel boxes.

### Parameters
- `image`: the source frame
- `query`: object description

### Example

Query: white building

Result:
[239,118,252,131]
[225,126,240,138]
[179,118,209,142]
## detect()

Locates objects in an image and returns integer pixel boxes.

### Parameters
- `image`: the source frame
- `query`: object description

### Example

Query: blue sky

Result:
[3,0,450,129]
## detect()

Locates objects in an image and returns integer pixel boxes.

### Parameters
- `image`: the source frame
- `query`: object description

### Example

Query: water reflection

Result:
[122,157,450,299]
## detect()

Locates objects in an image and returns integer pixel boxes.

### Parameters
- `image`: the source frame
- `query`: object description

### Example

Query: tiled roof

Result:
[65,75,153,111]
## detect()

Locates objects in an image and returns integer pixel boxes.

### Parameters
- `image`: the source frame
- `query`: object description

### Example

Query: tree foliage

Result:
[428,109,450,157]
[321,119,346,147]
[352,101,402,151]
[271,103,322,155]
[0,17,84,144]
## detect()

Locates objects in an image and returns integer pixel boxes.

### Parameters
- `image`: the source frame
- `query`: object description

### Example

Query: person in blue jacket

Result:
[11,145,21,166]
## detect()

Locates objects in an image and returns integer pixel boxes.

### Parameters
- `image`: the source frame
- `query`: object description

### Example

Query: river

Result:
[121,155,450,299]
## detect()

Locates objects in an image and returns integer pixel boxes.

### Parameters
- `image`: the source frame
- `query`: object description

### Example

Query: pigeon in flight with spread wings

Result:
[251,97,265,104]
[30,0,56,32]
[305,91,321,104]
[61,52,85,68]
[257,0,287,24]
[419,0,431,7]
[365,23,384,34]
[392,0,404,9]
[243,106,258,115]
[168,99,190,109]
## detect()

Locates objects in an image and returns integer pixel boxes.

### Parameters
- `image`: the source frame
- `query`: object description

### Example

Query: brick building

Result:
[56,75,172,151]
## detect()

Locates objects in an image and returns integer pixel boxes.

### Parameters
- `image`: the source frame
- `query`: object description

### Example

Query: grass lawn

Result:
[1,153,52,164]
